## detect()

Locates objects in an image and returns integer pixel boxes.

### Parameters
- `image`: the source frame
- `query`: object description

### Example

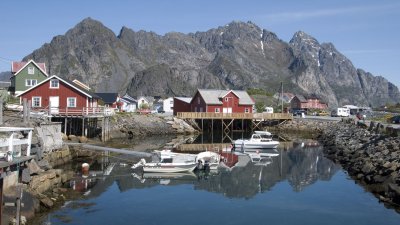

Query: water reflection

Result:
[67,140,339,200]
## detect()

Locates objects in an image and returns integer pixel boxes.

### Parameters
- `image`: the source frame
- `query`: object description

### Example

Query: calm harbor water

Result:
[33,136,400,225]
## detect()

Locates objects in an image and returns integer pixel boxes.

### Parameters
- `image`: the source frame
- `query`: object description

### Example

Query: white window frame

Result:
[67,97,77,108]
[27,67,35,74]
[245,108,250,113]
[32,96,41,107]
[215,108,220,113]
[225,97,229,102]
[26,79,37,87]
[50,79,59,89]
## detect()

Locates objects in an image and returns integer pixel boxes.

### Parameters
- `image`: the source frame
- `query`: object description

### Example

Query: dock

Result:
[177,112,292,141]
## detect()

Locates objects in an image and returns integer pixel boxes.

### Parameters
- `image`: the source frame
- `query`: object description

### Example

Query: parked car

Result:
[292,109,306,116]
[157,107,165,113]
[387,115,400,124]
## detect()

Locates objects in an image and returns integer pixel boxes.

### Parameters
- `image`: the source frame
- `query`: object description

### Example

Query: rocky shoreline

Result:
[317,119,400,209]
[108,113,198,138]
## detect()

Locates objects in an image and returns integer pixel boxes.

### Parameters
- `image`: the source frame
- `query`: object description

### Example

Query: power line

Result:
[0,56,14,63]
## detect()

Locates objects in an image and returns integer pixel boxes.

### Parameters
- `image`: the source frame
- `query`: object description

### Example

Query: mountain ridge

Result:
[20,17,399,108]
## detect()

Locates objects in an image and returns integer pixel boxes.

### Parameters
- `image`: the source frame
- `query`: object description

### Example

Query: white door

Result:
[223,107,232,113]
[49,96,59,114]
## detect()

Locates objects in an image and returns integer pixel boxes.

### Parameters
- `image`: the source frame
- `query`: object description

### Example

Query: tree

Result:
[255,102,265,113]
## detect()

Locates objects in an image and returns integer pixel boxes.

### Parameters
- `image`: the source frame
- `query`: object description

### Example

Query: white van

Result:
[331,108,350,117]
[264,107,274,113]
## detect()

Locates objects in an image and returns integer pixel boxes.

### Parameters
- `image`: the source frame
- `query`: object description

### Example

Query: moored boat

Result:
[131,150,198,173]
[233,131,279,150]
[195,151,221,170]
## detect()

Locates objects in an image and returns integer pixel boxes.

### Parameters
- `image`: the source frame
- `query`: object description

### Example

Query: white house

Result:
[163,97,174,113]
[120,94,137,112]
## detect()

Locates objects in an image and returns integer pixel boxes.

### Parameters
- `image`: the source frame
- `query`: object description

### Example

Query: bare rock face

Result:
[23,18,400,107]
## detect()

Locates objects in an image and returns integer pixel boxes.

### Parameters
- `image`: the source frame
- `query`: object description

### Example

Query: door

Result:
[49,96,59,114]
[223,107,232,113]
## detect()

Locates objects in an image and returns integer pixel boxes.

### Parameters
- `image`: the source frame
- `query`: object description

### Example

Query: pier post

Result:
[23,98,27,124]
[16,186,22,225]
[0,100,3,125]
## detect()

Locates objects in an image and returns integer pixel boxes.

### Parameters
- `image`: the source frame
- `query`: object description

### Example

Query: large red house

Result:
[16,75,99,114]
[174,89,255,114]
[290,94,328,111]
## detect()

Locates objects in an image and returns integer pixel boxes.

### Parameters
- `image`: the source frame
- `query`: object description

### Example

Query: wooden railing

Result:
[176,112,293,120]
[31,107,116,117]
[0,127,33,161]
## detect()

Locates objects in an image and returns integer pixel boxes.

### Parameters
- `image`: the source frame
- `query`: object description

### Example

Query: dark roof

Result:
[295,95,308,102]
[96,93,119,104]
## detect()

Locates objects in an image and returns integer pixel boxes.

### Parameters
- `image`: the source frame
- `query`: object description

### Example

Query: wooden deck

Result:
[0,156,35,170]
[31,107,116,118]
[175,143,232,152]
[176,112,293,120]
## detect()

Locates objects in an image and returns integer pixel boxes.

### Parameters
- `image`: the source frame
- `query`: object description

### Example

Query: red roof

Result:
[11,61,46,74]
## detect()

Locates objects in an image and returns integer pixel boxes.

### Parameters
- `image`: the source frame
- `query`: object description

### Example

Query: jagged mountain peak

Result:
[20,19,399,107]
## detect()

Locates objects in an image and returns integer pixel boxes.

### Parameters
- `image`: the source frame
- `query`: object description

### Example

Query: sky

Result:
[0,0,399,87]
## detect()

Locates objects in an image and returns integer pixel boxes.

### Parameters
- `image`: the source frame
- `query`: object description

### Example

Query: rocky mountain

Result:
[22,18,399,108]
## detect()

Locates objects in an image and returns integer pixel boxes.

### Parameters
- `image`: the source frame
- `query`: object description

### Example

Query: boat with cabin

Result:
[232,131,279,150]
[131,150,198,173]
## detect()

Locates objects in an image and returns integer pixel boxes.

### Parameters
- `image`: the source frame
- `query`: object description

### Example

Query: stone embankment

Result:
[317,119,400,208]
[109,114,198,138]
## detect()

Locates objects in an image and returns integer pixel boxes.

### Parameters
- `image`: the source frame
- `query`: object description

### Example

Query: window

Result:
[225,97,229,102]
[67,97,77,107]
[27,67,34,74]
[197,97,200,104]
[26,79,37,86]
[245,108,250,113]
[50,79,59,88]
[32,97,41,107]
[215,108,220,113]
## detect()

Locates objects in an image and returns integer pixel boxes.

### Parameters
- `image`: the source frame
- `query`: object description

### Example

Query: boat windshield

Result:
[160,158,173,163]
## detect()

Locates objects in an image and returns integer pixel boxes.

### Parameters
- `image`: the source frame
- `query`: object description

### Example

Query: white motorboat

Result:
[245,149,279,166]
[131,150,198,173]
[195,151,221,170]
[233,131,279,150]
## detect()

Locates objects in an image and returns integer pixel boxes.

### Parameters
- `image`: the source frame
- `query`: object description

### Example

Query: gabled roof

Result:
[195,89,254,105]
[11,60,47,76]
[16,75,98,98]
[122,94,137,102]
[121,94,137,104]
[96,93,119,104]
[174,97,192,104]
[294,95,308,103]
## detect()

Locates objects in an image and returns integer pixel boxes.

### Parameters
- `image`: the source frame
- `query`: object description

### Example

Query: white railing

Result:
[0,127,33,162]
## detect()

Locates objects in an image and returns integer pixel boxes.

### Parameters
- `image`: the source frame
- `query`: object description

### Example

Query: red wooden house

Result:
[181,89,254,114]
[173,97,192,115]
[16,75,100,115]
[290,94,328,111]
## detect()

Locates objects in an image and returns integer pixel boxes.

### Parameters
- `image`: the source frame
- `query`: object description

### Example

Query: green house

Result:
[10,60,48,95]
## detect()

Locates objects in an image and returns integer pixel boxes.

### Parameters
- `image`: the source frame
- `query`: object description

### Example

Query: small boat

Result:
[195,151,221,170]
[132,150,198,173]
[244,149,279,166]
[233,131,279,150]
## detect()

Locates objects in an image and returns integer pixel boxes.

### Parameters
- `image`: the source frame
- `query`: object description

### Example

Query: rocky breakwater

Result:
[318,120,400,208]
[109,113,198,138]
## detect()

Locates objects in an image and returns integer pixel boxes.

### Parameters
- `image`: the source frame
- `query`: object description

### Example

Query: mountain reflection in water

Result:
[67,141,339,200]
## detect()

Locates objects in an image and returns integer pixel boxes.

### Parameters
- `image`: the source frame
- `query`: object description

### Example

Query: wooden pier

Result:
[177,112,292,141]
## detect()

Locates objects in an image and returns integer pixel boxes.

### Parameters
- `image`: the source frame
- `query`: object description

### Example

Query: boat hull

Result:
[143,163,197,173]
[233,140,279,150]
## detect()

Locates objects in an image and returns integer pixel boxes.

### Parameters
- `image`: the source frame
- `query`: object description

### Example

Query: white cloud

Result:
[263,3,400,22]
